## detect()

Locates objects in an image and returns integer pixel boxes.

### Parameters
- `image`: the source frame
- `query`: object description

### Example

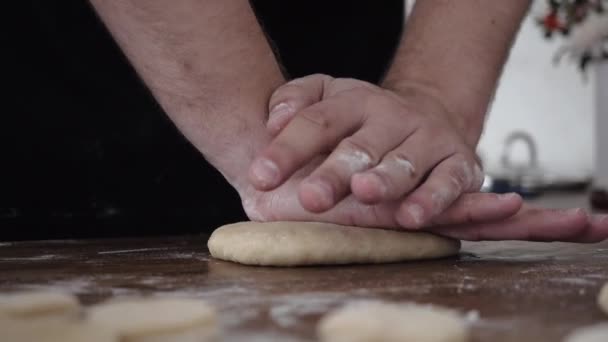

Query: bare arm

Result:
[89,0,283,189]
[383,0,531,146]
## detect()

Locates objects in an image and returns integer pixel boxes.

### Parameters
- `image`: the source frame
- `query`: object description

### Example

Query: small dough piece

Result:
[86,298,217,342]
[564,323,608,342]
[208,221,460,266]
[0,318,116,342]
[0,291,80,319]
[318,301,470,342]
[598,282,608,315]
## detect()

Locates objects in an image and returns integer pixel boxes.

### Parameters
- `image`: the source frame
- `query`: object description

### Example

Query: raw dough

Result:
[208,221,460,266]
[317,301,470,342]
[0,291,80,319]
[0,318,116,342]
[564,323,608,342]
[598,282,608,315]
[86,298,217,342]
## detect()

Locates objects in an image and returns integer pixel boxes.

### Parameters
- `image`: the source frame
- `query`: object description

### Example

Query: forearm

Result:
[383,0,530,146]
[89,0,283,188]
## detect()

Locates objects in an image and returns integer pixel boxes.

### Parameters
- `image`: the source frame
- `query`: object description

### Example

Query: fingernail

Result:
[269,103,294,122]
[250,158,279,188]
[406,203,425,227]
[360,172,387,197]
[497,192,518,200]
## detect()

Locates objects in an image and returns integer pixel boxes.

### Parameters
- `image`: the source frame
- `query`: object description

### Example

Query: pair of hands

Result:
[240,74,607,242]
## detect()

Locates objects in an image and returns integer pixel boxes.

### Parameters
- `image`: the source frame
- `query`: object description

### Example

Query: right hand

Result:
[238,158,607,242]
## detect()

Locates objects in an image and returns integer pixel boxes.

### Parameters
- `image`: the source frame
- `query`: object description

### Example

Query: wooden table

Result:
[1,193,607,341]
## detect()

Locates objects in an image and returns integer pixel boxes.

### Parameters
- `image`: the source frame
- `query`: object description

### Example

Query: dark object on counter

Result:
[590,189,608,211]
[489,177,542,198]
[487,131,543,198]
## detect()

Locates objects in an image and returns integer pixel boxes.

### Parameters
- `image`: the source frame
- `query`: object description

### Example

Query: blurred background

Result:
[2,0,607,239]
[477,1,597,189]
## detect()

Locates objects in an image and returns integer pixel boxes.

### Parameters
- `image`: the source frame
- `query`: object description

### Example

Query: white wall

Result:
[477,5,595,181]
[595,63,608,187]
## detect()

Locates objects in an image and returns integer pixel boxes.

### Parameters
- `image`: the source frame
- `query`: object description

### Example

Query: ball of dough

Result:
[318,301,470,342]
[86,298,217,342]
[0,291,80,319]
[564,323,608,342]
[598,282,608,315]
[208,221,460,266]
[0,318,115,342]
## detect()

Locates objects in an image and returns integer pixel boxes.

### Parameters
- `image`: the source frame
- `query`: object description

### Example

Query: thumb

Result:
[267,74,333,135]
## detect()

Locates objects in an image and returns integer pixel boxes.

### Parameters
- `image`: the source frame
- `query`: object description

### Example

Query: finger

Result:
[576,214,608,243]
[297,121,408,212]
[429,205,596,242]
[249,97,363,190]
[267,74,332,135]
[394,154,484,228]
[351,128,456,204]
[432,192,523,226]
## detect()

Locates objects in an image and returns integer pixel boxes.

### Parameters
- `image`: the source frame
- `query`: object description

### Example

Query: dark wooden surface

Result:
[0,193,607,341]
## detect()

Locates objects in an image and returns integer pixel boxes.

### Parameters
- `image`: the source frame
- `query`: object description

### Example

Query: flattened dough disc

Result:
[598,282,608,315]
[86,298,216,342]
[564,323,608,342]
[317,301,469,342]
[0,319,115,342]
[208,221,460,266]
[0,291,80,319]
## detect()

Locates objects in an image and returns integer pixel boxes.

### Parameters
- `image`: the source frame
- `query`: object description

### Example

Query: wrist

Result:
[383,79,486,148]
[178,104,273,192]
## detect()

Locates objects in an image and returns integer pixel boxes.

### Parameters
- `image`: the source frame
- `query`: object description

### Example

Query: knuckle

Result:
[269,90,297,108]
[470,163,485,191]
[446,158,473,191]
[338,137,379,165]
[461,207,477,225]
[429,186,456,215]
[364,92,397,115]
[388,151,418,179]
[298,107,333,130]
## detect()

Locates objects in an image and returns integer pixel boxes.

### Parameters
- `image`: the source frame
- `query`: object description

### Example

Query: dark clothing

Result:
[2,1,402,240]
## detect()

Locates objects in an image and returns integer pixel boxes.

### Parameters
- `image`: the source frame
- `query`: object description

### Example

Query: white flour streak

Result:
[20,278,97,295]
[549,277,597,286]
[0,254,63,261]
[98,247,170,255]
[336,150,372,173]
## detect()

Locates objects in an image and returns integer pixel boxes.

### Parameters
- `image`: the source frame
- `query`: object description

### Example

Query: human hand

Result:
[239,169,608,242]
[248,74,488,229]
[240,157,518,229]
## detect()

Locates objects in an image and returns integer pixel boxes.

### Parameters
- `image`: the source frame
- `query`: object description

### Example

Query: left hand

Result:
[248,74,487,229]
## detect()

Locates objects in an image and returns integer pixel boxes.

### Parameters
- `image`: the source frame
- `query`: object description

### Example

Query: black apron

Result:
[2,0,402,240]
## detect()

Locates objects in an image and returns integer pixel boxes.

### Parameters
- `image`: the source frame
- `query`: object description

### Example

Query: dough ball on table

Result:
[0,291,80,320]
[86,298,217,342]
[564,323,608,342]
[0,318,115,342]
[318,301,470,342]
[598,282,608,315]
[208,221,460,266]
